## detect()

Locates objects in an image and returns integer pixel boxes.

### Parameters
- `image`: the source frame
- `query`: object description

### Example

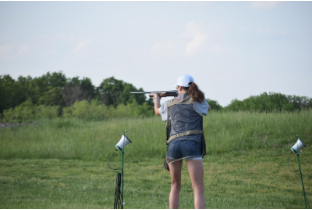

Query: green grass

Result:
[0,110,312,208]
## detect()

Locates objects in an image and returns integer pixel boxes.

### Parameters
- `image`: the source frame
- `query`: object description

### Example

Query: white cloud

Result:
[0,44,12,59]
[0,44,29,59]
[35,34,69,49]
[151,41,173,53]
[18,44,29,56]
[183,21,207,56]
[209,46,232,53]
[251,1,280,9]
[150,40,174,59]
[185,34,206,56]
[149,21,207,58]
[71,39,91,53]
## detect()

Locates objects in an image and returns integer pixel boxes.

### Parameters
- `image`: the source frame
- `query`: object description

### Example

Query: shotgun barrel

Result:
[131,90,178,97]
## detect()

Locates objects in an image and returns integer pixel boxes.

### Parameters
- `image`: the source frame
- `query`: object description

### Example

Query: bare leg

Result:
[186,159,205,209]
[168,160,183,209]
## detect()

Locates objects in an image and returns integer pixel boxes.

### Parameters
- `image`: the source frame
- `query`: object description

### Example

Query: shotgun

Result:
[131,90,178,98]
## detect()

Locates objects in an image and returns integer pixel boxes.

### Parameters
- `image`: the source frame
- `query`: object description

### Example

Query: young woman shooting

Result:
[153,74,210,209]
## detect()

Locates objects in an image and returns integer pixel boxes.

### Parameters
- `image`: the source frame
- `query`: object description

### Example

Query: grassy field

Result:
[0,110,312,208]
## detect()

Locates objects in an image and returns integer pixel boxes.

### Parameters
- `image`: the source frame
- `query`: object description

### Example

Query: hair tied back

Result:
[187,82,205,102]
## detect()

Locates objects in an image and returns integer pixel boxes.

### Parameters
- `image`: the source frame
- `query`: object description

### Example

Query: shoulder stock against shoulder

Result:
[148,91,178,98]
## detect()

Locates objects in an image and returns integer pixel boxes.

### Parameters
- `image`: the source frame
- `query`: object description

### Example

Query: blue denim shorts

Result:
[166,140,202,163]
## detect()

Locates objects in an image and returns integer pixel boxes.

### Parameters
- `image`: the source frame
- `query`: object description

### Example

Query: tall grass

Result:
[0,117,165,161]
[0,110,311,208]
[1,110,311,161]
[205,110,312,156]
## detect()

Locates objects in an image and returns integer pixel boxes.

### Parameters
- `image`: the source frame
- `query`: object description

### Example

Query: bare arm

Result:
[153,93,161,115]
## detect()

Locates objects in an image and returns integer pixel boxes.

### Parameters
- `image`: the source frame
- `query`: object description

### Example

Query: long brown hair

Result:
[183,82,205,102]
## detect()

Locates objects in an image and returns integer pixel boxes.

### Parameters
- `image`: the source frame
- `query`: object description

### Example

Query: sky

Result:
[0,1,312,107]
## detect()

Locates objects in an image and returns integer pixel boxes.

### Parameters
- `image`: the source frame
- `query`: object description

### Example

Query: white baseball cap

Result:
[175,74,194,88]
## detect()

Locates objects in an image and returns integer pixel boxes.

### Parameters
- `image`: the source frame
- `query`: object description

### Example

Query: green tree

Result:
[38,86,64,107]
[287,95,310,110]
[224,99,243,112]
[27,71,66,106]
[0,75,27,113]
[97,77,146,107]
[206,99,223,111]
[62,77,95,106]
[224,92,311,112]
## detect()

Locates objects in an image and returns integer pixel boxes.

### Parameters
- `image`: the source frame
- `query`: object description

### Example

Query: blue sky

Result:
[1,1,311,106]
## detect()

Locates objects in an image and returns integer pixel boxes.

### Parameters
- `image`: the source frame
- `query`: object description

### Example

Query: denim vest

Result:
[166,94,204,143]
[167,102,203,143]
[163,94,207,171]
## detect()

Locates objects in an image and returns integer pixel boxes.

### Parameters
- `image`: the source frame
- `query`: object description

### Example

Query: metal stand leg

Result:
[121,130,127,209]
[121,150,124,209]
[297,154,308,209]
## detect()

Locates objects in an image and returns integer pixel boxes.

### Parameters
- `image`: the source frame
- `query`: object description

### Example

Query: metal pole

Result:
[121,149,124,209]
[121,130,127,209]
[297,154,308,209]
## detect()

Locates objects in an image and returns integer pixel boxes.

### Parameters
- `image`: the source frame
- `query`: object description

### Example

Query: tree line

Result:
[222,92,312,112]
[0,71,152,114]
[1,71,311,122]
